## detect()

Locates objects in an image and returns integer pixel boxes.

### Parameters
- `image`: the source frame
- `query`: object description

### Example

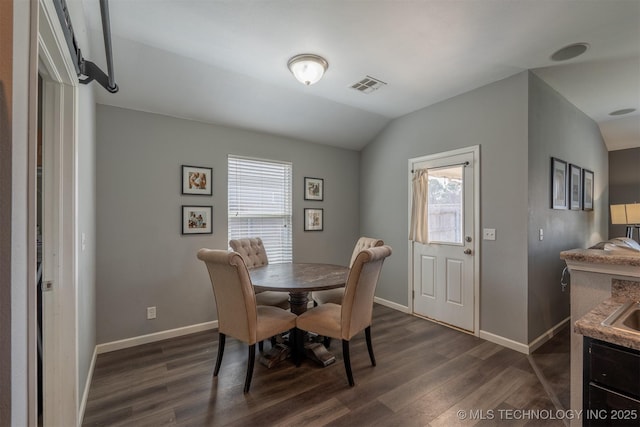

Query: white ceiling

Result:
[81,0,640,152]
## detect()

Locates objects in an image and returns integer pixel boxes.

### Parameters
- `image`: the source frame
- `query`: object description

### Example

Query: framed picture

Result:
[182,205,212,234]
[582,169,594,211]
[569,164,582,210]
[182,165,212,195]
[551,157,568,210]
[304,208,324,231]
[304,177,324,201]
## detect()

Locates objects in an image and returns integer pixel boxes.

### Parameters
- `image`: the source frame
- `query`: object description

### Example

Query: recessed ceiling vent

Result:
[350,76,387,94]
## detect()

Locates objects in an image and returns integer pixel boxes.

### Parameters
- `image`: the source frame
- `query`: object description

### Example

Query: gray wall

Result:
[527,73,609,342]
[609,147,640,238]
[95,105,360,343]
[71,0,98,406]
[361,72,530,344]
[77,84,97,402]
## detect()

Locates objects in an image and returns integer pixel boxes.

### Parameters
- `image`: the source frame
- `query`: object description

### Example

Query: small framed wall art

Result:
[304,208,323,231]
[182,205,212,235]
[182,165,212,196]
[551,157,568,210]
[582,169,594,211]
[304,177,324,201]
[569,164,582,210]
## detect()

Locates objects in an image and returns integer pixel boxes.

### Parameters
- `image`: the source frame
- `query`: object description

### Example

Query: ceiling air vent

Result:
[350,75,387,94]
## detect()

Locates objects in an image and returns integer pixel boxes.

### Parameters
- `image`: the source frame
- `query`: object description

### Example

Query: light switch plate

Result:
[483,228,496,241]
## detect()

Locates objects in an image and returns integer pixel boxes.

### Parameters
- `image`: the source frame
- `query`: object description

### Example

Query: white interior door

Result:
[410,147,479,332]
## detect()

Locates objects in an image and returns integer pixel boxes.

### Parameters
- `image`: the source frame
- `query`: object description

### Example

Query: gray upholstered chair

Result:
[197,248,297,393]
[296,245,392,387]
[229,237,290,310]
[311,237,384,306]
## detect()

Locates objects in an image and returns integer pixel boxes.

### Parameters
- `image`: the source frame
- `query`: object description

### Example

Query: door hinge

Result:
[412,290,415,300]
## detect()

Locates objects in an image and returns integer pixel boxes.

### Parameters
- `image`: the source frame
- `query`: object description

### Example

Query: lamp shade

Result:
[610,204,628,224]
[626,203,640,224]
[287,54,328,85]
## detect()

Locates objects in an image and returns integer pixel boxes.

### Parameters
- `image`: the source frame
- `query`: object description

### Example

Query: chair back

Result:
[349,237,384,268]
[197,249,258,344]
[341,245,392,340]
[229,237,269,269]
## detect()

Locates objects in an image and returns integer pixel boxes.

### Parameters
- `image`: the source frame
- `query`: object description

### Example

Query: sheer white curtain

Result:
[409,169,429,244]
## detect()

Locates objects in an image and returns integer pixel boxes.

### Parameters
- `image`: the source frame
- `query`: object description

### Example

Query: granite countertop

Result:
[575,296,640,351]
[561,248,640,267]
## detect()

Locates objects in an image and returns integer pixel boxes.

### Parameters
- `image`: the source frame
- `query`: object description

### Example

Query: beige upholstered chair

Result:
[311,237,384,306]
[229,237,290,310]
[197,249,297,393]
[296,245,392,386]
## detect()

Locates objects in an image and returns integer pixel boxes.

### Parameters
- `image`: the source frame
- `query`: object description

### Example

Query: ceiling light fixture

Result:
[287,54,328,86]
[550,42,589,61]
[610,108,637,116]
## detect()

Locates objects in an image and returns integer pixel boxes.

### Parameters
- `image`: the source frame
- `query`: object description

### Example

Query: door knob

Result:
[464,249,472,255]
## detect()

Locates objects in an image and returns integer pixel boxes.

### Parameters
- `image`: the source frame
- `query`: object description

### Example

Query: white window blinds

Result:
[228,155,292,264]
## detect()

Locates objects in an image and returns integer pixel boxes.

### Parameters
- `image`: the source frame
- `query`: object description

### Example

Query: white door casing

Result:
[34,0,79,425]
[409,146,480,334]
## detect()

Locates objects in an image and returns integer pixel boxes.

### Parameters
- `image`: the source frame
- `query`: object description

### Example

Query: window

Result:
[228,155,292,264]
[427,165,463,244]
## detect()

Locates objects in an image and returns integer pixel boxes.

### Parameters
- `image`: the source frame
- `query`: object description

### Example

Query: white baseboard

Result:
[96,321,219,355]
[78,346,97,423]
[374,297,568,357]
[479,317,570,355]
[479,330,529,354]
[374,296,410,313]
[527,317,570,354]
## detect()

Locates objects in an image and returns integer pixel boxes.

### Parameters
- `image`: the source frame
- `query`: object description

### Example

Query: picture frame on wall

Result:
[569,164,582,210]
[304,208,324,231]
[582,169,594,211]
[304,177,324,201]
[182,165,212,195]
[182,205,213,234]
[551,157,568,210]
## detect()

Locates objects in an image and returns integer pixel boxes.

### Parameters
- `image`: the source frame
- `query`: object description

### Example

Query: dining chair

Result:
[197,248,297,393]
[229,237,290,310]
[311,237,384,306]
[296,245,392,387]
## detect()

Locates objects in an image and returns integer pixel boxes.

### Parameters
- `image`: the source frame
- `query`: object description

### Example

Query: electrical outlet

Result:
[539,228,544,241]
[147,306,156,320]
[483,228,496,241]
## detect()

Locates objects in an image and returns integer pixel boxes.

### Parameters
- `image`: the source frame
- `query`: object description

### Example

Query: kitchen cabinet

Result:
[583,337,640,426]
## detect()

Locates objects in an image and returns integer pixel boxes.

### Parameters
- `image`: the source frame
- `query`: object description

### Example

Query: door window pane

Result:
[428,166,463,244]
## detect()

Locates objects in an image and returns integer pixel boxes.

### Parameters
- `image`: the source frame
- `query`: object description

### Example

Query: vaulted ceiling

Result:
[82,0,640,151]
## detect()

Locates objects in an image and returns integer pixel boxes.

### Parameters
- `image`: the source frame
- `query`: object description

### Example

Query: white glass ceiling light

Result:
[287,54,328,85]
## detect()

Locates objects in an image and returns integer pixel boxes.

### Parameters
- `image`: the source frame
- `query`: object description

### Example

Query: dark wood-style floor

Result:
[82,305,570,426]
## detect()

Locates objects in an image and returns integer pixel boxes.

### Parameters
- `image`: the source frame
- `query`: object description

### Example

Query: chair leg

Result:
[342,339,354,387]
[214,333,226,377]
[365,326,376,366]
[258,340,264,352]
[243,344,256,393]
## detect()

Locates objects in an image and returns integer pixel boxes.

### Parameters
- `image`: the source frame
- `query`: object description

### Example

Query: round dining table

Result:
[249,263,349,315]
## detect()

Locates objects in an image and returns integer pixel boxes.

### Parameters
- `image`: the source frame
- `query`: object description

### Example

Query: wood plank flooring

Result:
[82,305,570,426]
